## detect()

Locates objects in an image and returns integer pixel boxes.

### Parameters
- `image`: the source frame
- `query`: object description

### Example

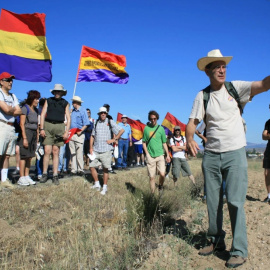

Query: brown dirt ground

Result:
[140,160,269,270]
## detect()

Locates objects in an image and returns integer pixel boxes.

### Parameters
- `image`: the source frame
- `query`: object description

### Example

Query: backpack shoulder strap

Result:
[224,81,243,115]
[202,85,211,112]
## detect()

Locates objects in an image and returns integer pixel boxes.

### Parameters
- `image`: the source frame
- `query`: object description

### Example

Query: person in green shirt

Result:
[142,110,170,193]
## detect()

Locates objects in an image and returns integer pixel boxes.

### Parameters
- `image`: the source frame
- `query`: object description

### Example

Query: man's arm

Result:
[186,118,200,157]
[262,129,270,140]
[64,103,71,140]
[195,129,207,143]
[40,101,48,138]
[163,142,171,163]
[0,101,16,115]
[13,105,22,116]
[250,76,270,100]
[107,128,124,144]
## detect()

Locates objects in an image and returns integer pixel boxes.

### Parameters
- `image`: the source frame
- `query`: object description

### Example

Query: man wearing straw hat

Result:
[186,49,270,268]
[69,96,89,177]
[40,84,70,185]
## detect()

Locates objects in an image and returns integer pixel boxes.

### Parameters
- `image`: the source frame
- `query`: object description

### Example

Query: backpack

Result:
[202,81,246,138]
[95,118,113,139]
[14,104,32,133]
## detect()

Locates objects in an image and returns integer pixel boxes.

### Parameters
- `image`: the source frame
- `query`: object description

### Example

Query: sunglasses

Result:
[1,78,13,82]
[150,118,157,120]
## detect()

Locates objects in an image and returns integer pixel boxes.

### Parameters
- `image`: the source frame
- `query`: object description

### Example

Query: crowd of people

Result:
[1,48,270,268]
[0,73,194,196]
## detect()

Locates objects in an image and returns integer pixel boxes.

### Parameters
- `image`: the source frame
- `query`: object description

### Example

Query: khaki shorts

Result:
[43,121,65,146]
[172,157,192,179]
[146,154,165,178]
[89,151,112,169]
[0,122,16,156]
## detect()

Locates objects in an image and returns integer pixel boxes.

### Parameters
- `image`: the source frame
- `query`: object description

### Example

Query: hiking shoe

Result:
[17,177,30,186]
[77,171,85,178]
[225,256,247,268]
[123,167,130,171]
[100,188,107,195]
[91,183,101,191]
[25,176,36,185]
[11,169,20,176]
[1,179,15,189]
[37,174,42,180]
[52,175,60,185]
[263,197,270,203]
[40,174,48,183]
[198,241,226,256]
[108,169,117,174]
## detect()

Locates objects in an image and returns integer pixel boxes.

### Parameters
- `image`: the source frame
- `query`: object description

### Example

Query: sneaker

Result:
[123,167,130,171]
[225,255,247,268]
[223,194,227,204]
[37,174,42,180]
[17,177,30,186]
[202,195,207,203]
[100,188,107,195]
[40,174,48,183]
[198,241,226,256]
[52,175,60,185]
[108,169,117,174]
[263,197,270,203]
[158,185,164,196]
[91,183,101,191]
[165,174,169,179]
[25,176,36,185]
[1,179,15,189]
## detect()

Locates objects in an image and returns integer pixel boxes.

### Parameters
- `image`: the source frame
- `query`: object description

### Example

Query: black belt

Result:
[0,119,14,126]
[45,120,64,124]
[120,138,128,140]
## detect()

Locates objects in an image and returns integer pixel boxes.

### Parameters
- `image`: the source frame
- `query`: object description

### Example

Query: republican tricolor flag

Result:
[76,46,129,84]
[161,112,186,136]
[0,9,52,82]
[117,113,145,141]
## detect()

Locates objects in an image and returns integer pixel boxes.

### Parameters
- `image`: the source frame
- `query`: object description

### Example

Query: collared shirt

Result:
[0,88,19,123]
[70,105,89,130]
[92,118,121,152]
[118,122,131,139]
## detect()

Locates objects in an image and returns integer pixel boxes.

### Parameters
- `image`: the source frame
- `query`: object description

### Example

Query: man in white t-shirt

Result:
[170,126,195,186]
[0,72,22,190]
[186,49,270,268]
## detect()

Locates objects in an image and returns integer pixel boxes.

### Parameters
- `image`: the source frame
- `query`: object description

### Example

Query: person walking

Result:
[142,110,170,193]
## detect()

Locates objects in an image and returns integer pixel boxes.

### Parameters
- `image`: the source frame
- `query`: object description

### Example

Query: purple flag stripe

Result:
[77,69,129,84]
[0,53,52,82]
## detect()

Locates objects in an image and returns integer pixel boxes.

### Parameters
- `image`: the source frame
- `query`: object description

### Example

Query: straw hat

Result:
[71,96,83,103]
[197,49,233,71]
[50,84,67,95]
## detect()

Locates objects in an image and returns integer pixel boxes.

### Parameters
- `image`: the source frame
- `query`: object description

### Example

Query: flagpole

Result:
[73,45,83,97]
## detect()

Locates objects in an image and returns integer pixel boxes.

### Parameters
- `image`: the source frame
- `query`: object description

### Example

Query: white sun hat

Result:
[71,96,83,103]
[197,49,233,71]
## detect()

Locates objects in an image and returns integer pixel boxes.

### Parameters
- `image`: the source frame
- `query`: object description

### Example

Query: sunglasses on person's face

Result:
[150,118,157,120]
[1,78,13,82]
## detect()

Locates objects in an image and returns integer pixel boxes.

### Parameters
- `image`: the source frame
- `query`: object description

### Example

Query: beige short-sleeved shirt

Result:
[189,81,252,153]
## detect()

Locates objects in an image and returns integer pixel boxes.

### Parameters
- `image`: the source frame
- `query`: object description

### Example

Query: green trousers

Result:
[202,147,248,258]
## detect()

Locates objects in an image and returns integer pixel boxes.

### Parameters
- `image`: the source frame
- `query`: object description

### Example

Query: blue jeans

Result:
[117,139,129,168]
[58,143,70,172]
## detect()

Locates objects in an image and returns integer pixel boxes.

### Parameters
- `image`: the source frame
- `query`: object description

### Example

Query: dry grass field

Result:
[0,157,268,270]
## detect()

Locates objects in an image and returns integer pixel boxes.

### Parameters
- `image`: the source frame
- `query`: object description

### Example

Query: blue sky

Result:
[1,0,270,144]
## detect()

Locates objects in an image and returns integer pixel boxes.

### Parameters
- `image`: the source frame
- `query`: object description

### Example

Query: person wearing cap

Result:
[69,96,90,177]
[142,110,171,194]
[116,115,132,170]
[170,126,195,186]
[89,107,124,195]
[103,104,113,120]
[186,49,270,268]
[0,72,22,190]
[40,84,70,185]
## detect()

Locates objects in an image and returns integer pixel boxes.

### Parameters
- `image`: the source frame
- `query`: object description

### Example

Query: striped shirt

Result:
[92,118,121,152]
